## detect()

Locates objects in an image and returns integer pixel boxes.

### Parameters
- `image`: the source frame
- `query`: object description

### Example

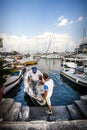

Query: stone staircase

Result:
[0,95,87,122]
[0,98,29,121]
[67,95,87,120]
[0,96,87,130]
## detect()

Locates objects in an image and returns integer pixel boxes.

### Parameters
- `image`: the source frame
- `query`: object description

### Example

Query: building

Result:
[79,43,87,53]
[0,38,3,52]
[74,42,87,54]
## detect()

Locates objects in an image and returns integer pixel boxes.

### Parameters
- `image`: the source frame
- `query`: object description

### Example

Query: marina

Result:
[1,41,87,106]
[2,58,85,106]
[0,38,87,130]
[1,48,87,129]
[0,0,87,129]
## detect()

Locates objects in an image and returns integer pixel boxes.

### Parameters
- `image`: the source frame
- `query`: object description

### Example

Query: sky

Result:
[0,0,87,53]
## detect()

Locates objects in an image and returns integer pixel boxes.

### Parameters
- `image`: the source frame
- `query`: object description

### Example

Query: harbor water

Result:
[4,58,82,106]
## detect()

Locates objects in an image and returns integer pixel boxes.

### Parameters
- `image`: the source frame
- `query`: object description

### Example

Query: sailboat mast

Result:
[46,32,54,55]
[83,28,86,43]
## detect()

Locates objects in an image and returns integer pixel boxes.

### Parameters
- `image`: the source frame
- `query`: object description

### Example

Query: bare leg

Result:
[48,105,52,111]
[46,98,52,114]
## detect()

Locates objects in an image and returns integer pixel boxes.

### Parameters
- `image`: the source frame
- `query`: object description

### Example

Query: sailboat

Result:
[41,32,60,59]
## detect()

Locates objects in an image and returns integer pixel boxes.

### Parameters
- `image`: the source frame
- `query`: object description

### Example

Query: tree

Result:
[0,60,10,88]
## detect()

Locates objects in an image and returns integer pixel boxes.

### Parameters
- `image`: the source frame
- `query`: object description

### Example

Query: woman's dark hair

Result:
[43,73,48,79]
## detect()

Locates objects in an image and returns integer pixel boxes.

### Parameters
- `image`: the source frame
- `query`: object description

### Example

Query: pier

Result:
[0,95,87,130]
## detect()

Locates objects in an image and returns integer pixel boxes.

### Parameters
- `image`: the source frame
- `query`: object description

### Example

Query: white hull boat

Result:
[60,62,87,89]
[24,79,46,106]
[3,70,22,95]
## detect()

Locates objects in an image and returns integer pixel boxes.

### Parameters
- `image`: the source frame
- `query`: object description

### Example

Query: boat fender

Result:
[76,78,79,83]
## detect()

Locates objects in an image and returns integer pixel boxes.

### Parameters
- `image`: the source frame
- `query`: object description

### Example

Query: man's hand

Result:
[42,98,46,104]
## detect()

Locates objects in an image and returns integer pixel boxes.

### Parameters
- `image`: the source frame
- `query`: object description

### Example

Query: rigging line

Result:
[46,32,54,56]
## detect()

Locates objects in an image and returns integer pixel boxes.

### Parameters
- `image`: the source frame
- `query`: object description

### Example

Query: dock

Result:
[0,95,87,130]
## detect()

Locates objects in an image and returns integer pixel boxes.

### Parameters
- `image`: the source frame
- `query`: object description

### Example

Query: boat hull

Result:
[24,79,45,106]
[3,70,23,95]
[60,71,87,93]
[24,92,45,106]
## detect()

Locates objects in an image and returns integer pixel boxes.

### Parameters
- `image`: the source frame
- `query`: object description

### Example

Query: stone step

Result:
[50,106,71,121]
[0,98,15,118]
[29,106,71,121]
[75,100,87,118]
[1,97,87,122]
[29,107,47,121]
[21,106,30,121]
[4,102,22,121]
[67,104,84,120]
[1,120,87,130]
[80,95,87,104]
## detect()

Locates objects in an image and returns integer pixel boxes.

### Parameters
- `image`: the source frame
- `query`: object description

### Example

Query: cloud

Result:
[58,18,68,27]
[57,16,84,27]
[58,16,64,21]
[77,16,83,22]
[0,32,76,53]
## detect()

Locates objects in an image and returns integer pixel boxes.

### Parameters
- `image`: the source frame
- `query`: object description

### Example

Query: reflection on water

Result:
[5,58,82,106]
[37,59,61,70]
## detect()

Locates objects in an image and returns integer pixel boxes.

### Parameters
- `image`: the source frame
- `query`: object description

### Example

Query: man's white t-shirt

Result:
[25,69,42,81]
[44,79,54,98]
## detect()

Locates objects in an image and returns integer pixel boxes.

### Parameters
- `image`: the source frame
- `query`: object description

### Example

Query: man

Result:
[25,67,43,94]
[42,73,54,114]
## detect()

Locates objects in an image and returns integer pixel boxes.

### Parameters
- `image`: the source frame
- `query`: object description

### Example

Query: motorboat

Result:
[24,75,46,106]
[3,69,23,95]
[14,64,25,69]
[3,64,14,70]
[60,62,87,89]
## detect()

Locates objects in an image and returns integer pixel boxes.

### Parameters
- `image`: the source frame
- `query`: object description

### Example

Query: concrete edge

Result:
[0,120,87,130]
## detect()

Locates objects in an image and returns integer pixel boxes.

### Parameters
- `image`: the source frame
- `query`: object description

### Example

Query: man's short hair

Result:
[43,73,48,79]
